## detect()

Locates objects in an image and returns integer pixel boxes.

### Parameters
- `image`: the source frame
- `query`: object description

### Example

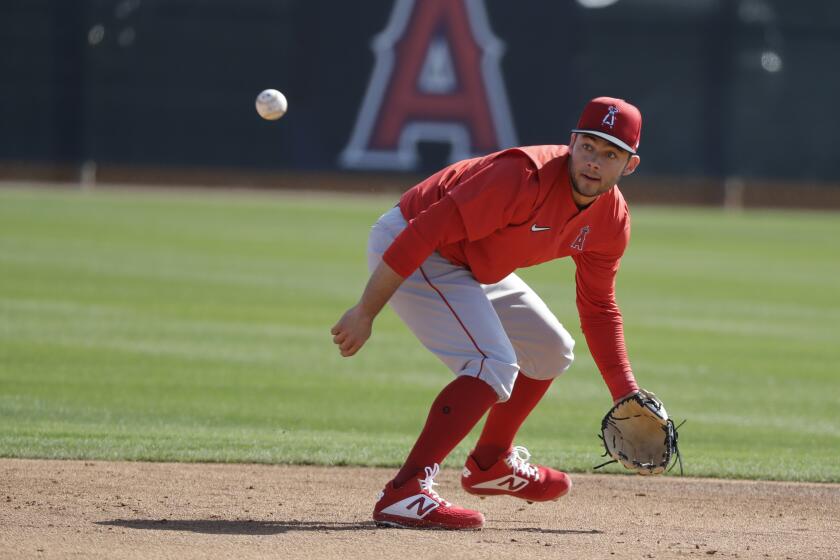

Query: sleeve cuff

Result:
[603,370,638,402]
[382,223,436,278]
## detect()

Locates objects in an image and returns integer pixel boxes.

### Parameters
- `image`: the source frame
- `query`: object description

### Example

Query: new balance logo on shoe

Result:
[498,476,529,491]
[380,494,441,520]
[470,475,530,492]
[408,496,439,516]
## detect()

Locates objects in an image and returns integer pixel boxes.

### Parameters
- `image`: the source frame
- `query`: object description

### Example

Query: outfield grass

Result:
[0,186,838,481]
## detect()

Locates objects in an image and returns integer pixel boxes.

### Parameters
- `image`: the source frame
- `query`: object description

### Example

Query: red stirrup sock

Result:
[471,373,554,470]
[392,376,498,488]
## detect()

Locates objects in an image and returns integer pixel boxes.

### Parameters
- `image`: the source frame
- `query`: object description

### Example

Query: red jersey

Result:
[382,145,637,400]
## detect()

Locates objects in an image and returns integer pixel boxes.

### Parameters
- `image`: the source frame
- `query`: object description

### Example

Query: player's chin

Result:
[573,175,603,197]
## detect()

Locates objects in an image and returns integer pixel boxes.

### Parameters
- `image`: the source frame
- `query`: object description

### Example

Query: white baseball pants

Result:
[367,207,575,401]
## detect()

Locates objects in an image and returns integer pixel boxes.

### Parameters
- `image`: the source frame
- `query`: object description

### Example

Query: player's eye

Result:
[607,152,617,159]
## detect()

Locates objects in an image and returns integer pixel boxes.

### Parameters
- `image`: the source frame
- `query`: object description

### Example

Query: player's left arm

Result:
[572,239,639,402]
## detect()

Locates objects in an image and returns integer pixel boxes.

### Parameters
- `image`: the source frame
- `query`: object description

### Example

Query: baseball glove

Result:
[594,389,682,475]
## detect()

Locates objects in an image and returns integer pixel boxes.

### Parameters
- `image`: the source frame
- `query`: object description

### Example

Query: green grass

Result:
[1,186,838,481]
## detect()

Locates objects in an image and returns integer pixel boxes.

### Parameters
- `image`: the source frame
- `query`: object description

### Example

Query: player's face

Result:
[568,134,640,205]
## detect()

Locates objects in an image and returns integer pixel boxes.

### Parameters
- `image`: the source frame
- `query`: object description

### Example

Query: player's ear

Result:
[622,154,641,176]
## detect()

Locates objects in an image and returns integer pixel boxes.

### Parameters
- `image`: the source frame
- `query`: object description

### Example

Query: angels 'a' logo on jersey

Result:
[570,226,590,251]
[340,0,517,171]
[602,105,620,129]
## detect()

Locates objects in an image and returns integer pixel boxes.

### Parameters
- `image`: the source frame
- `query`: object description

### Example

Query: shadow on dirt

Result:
[510,528,603,535]
[97,519,605,536]
[96,519,375,535]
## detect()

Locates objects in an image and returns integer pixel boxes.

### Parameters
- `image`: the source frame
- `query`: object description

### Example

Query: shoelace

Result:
[506,446,540,481]
[419,463,450,506]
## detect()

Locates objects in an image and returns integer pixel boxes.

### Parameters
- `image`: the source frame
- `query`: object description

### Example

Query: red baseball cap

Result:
[571,96,642,154]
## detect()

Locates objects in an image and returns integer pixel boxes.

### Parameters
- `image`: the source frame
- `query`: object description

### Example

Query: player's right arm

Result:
[382,153,538,275]
[331,260,404,357]
[332,153,536,358]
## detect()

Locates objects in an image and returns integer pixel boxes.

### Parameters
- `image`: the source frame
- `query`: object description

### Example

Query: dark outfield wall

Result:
[2,0,839,182]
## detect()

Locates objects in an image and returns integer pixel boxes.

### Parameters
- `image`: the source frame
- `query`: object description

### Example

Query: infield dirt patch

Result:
[1,459,838,559]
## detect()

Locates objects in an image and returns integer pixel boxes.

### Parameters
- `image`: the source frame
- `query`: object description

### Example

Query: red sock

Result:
[471,373,553,470]
[392,376,498,488]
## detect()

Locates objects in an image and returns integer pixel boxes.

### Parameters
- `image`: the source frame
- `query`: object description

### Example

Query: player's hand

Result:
[331,305,373,357]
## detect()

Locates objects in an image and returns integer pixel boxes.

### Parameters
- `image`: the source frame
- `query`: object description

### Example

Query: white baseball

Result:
[255,89,288,120]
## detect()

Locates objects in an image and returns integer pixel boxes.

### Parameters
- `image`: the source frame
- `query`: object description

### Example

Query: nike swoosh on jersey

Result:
[530,224,551,232]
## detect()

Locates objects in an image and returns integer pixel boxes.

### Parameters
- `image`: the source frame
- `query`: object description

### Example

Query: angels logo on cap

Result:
[602,105,619,129]
[572,96,642,154]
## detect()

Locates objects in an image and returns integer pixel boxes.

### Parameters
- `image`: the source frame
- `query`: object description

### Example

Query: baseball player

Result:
[331,97,643,530]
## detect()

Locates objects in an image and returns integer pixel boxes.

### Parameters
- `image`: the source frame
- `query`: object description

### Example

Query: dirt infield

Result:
[1,459,838,560]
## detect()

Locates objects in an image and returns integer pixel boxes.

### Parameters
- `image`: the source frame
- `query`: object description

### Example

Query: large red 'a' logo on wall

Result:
[340,0,517,170]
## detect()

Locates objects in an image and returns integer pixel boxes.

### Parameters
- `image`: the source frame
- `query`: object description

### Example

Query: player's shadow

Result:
[96,519,374,535]
[98,519,604,536]
[510,527,603,535]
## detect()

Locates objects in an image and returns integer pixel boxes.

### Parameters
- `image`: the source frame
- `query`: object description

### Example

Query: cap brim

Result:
[571,129,636,154]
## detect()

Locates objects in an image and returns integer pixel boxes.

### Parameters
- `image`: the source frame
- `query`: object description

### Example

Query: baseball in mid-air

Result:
[255,89,288,120]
